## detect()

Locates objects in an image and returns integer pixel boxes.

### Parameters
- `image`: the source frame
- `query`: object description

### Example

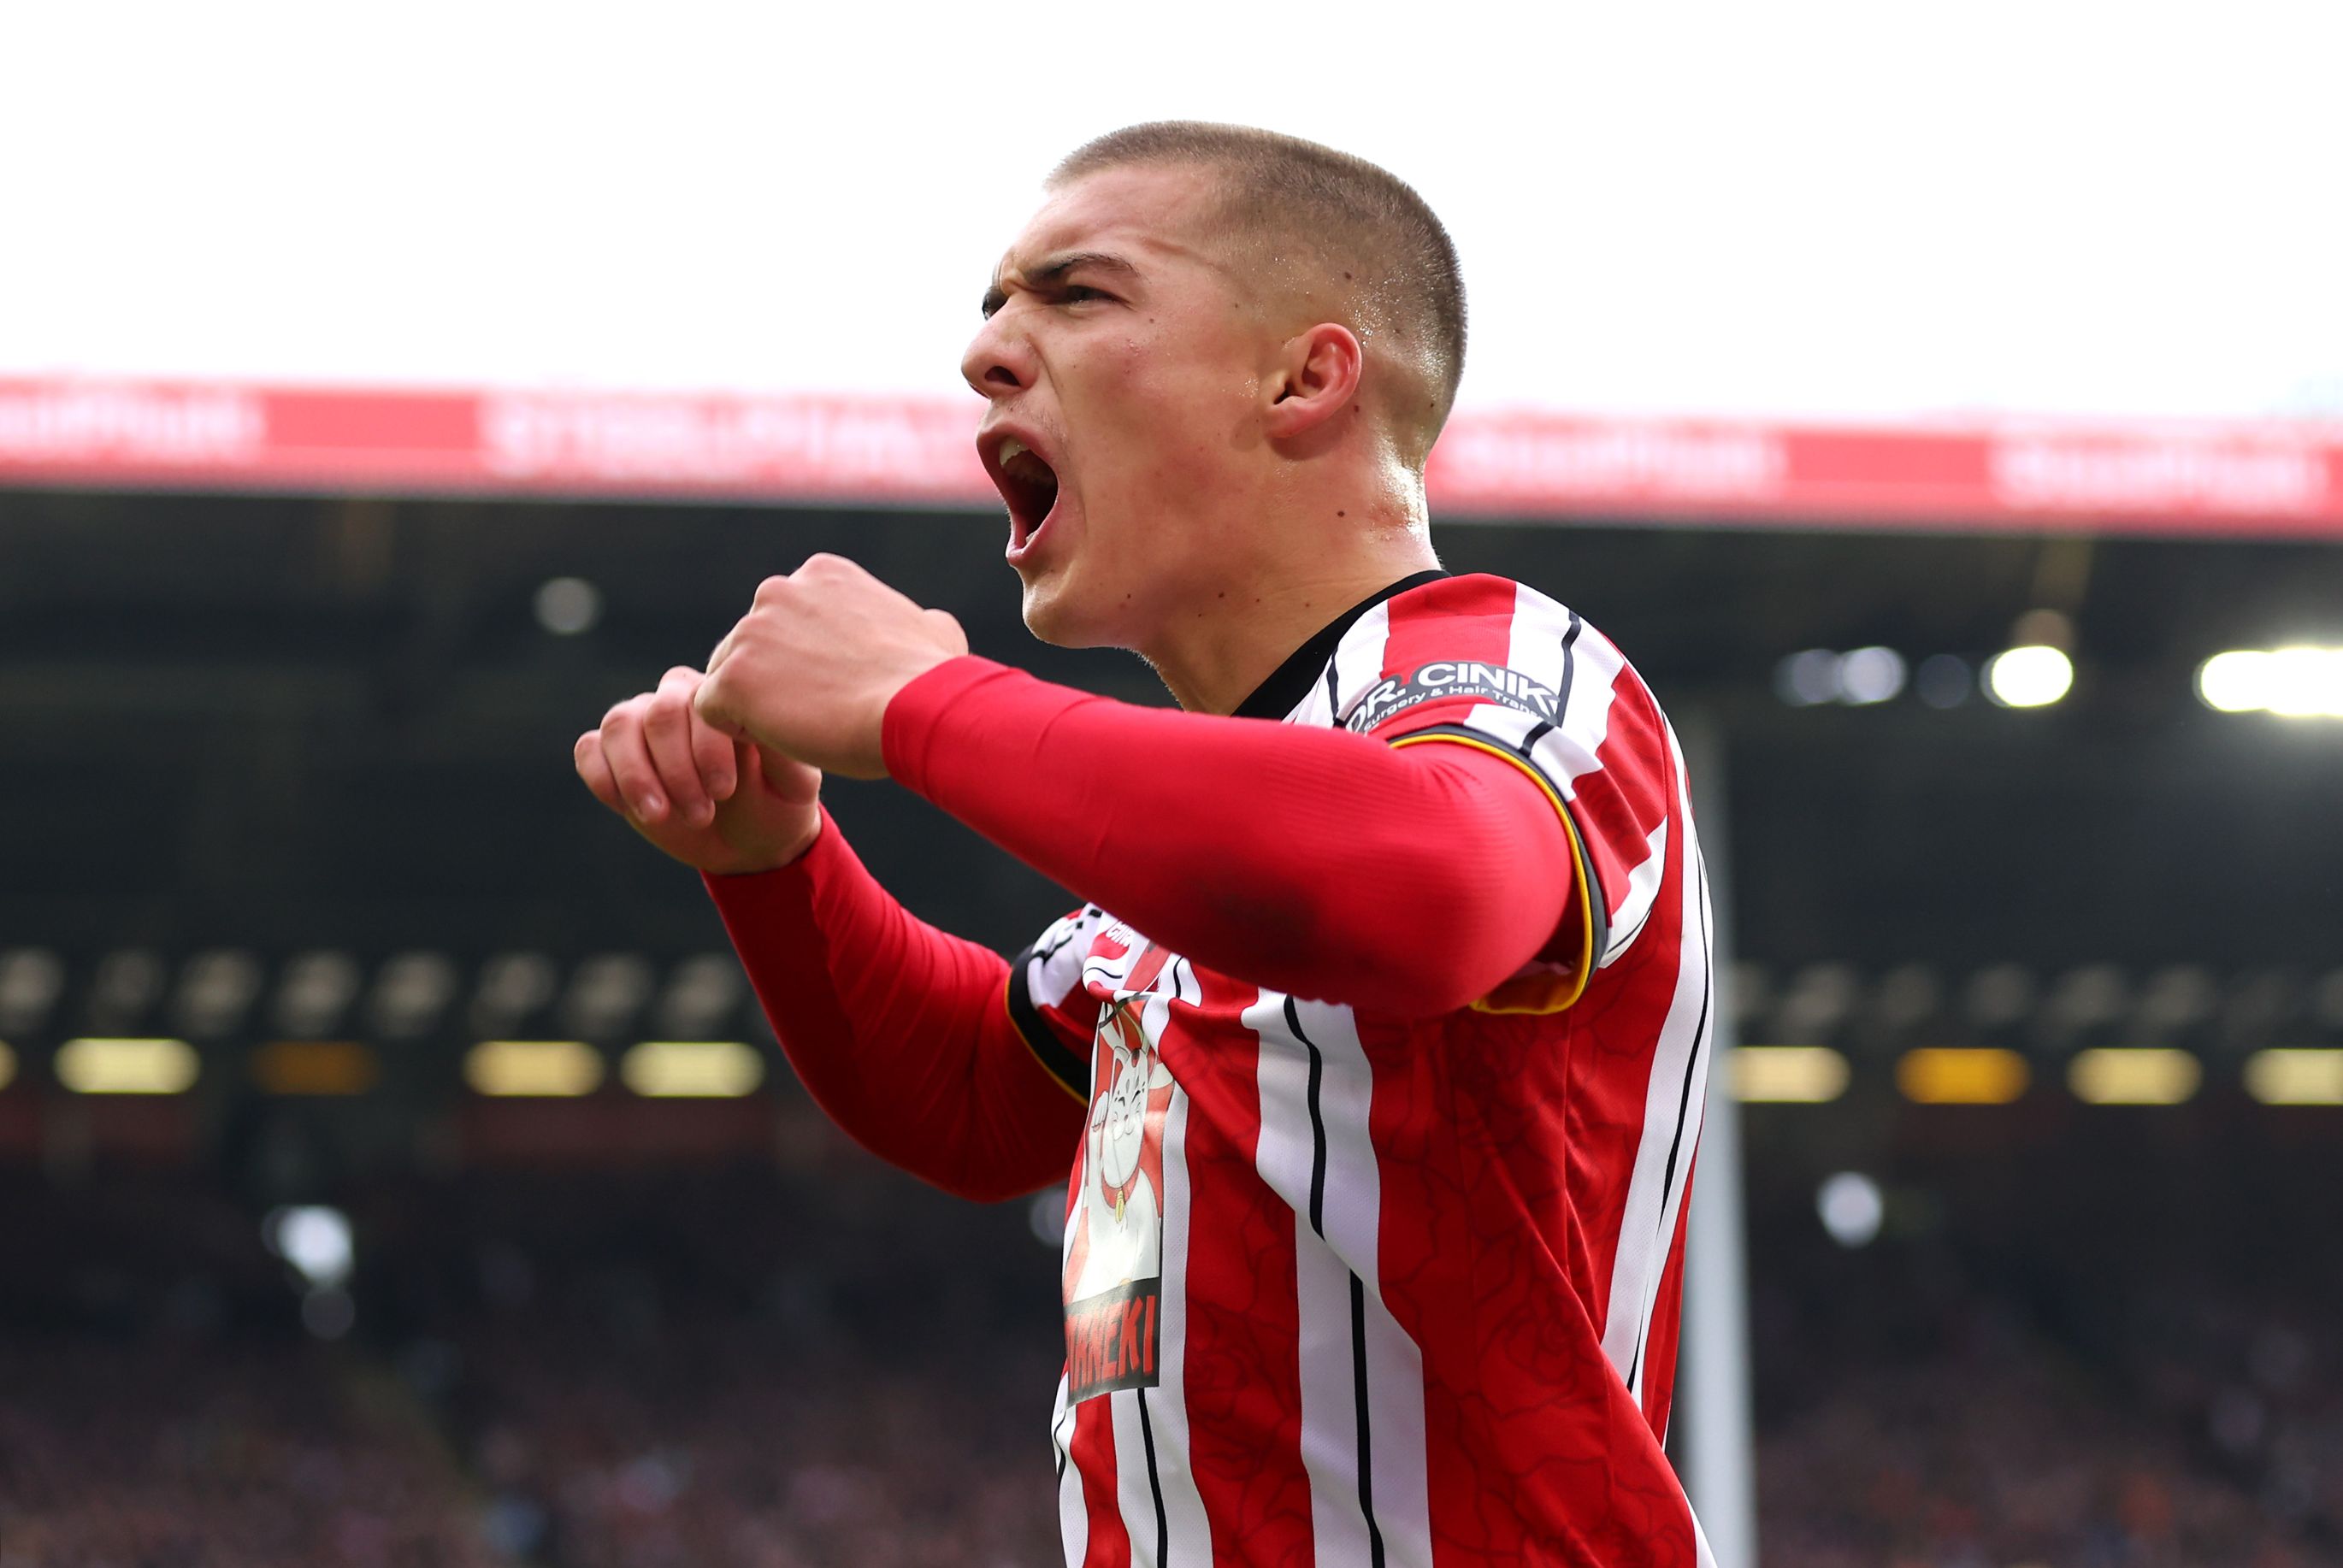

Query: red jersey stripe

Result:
[1071,1393,1131,1568]
[1174,965,1316,1567]
[1375,571,1523,684]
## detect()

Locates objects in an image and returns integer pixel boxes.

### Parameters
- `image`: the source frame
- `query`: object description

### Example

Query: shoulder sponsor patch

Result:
[1343,660,1562,734]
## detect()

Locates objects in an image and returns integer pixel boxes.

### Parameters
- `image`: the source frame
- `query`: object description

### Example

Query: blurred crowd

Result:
[1745,1121,2342,1568]
[375,1161,1067,1568]
[0,1340,493,1568]
[1756,1281,2341,1568]
[0,1111,2334,1567]
[0,1144,1065,1568]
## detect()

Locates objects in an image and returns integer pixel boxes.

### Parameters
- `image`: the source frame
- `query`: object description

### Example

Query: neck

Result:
[1141,480,1439,716]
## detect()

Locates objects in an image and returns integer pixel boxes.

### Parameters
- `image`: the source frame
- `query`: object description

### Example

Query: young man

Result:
[575,123,1716,1568]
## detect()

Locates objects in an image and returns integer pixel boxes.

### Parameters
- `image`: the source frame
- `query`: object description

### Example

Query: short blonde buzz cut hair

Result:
[1051,121,1468,468]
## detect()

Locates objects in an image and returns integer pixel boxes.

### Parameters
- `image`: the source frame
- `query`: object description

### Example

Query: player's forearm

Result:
[882,658,1572,1018]
[704,809,1083,1200]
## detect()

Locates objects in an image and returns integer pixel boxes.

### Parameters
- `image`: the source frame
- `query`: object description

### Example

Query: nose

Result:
[960,308,1037,400]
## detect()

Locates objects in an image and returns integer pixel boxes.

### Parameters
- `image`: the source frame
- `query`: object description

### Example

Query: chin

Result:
[1017,575,1085,648]
[1017,566,1117,651]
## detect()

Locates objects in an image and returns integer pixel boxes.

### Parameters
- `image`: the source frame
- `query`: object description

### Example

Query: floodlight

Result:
[369,951,457,1038]
[1815,1172,1884,1247]
[470,952,558,1036]
[1838,646,1906,704]
[86,950,166,1033]
[1873,964,1943,1035]
[2039,965,2130,1044]
[655,955,746,1039]
[464,1040,604,1097]
[2313,969,2343,1031]
[2197,647,2343,717]
[1897,1046,2029,1105]
[251,1040,380,1096]
[56,1037,200,1094]
[1773,964,1860,1041]
[2068,1047,2201,1105]
[1963,964,2037,1029]
[562,954,653,1040]
[1774,650,1841,706]
[264,1205,354,1288]
[1914,655,1972,709]
[1730,1046,1850,1103]
[274,951,362,1037]
[172,949,263,1039]
[1030,1187,1068,1247]
[2243,1049,2343,1105]
[620,1040,764,1099]
[1983,645,2073,708]
[55,1031,198,1096]
[2136,966,2219,1036]
[534,576,602,635]
[0,949,64,1035]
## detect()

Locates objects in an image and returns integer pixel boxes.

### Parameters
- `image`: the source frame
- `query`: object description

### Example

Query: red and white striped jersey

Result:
[1005,572,1717,1568]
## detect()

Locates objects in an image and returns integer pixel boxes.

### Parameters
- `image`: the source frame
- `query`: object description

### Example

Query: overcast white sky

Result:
[4,0,2338,422]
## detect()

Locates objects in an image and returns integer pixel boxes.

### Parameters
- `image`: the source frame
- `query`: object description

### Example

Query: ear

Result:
[1262,323,1364,442]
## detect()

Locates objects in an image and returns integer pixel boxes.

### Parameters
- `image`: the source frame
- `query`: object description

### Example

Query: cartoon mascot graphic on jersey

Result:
[1062,968,1177,1403]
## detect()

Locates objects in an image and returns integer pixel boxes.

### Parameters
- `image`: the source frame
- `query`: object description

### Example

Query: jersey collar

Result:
[1231,569,1449,722]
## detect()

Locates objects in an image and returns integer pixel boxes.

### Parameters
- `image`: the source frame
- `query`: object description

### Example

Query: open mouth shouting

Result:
[980,427,1064,563]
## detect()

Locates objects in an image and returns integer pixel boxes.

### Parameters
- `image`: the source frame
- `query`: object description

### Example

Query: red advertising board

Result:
[3,379,2339,538]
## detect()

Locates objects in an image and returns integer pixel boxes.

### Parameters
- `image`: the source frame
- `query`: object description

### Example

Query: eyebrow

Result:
[981,251,1141,318]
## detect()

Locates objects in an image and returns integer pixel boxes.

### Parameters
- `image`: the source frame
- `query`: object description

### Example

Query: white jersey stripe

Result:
[1294,1237,1377,1565]
[1693,1506,1721,1568]
[1290,598,1396,727]
[1597,742,1715,1388]
[1248,992,1320,1233]
[1449,580,1575,768]
[1112,977,1176,1562]
[1625,828,1716,1396]
[1621,732,1718,1394]
[1247,990,1363,1559]
[1111,1387,1166,1565]
[1507,578,1577,721]
[1307,1000,1436,1568]
[1605,819,1669,969]
[1050,1375,1087,1568]
[1290,994,1378,1263]
[1517,590,1627,799]
[1248,992,1435,1568]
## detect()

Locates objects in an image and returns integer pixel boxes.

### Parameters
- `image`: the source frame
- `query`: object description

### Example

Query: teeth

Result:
[1000,437,1029,464]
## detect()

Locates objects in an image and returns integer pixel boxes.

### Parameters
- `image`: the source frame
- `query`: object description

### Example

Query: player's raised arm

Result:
[683,562,1579,1021]
[879,657,1579,1017]
[575,664,1083,1201]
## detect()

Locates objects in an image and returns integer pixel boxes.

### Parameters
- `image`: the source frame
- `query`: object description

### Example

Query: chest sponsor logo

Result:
[1343,660,1562,734]
[1063,961,1177,1404]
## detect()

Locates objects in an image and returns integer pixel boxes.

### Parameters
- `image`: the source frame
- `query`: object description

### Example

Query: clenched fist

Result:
[575,666,823,875]
[694,554,968,780]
